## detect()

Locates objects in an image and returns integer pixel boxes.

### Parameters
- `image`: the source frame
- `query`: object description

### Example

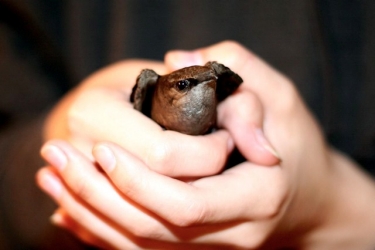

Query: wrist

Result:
[308,148,375,249]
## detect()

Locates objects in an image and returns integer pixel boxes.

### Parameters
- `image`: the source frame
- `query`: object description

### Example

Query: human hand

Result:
[43,59,278,178]
[38,41,375,249]
[37,41,322,248]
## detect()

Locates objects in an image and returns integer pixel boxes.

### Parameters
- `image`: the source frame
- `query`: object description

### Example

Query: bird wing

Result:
[130,69,159,117]
[206,61,243,102]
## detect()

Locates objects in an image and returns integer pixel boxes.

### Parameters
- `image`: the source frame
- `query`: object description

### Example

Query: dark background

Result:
[1,0,374,165]
[0,0,374,248]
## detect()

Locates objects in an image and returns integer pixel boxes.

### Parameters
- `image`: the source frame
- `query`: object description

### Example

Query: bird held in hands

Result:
[130,61,243,135]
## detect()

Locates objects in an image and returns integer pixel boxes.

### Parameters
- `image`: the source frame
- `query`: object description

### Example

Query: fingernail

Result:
[39,172,62,199]
[166,50,203,69]
[254,128,281,159]
[41,145,67,171]
[93,145,116,172]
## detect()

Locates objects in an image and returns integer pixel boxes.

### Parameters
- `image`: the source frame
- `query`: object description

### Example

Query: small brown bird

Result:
[130,61,243,135]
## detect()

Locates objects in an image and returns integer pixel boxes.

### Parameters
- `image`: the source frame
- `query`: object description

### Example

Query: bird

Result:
[130,61,243,135]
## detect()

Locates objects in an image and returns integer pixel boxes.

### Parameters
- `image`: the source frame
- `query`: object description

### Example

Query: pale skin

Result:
[37,41,375,249]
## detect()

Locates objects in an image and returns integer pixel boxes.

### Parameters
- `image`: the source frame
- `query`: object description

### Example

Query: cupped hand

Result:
[37,41,339,249]
[43,59,278,178]
[38,140,279,249]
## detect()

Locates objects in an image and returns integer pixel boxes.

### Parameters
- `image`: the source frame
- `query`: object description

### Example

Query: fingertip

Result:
[206,129,234,155]
[234,126,281,166]
[50,210,66,227]
[253,128,281,161]
[41,144,68,171]
[35,167,46,188]
[50,208,76,230]
[36,167,63,200]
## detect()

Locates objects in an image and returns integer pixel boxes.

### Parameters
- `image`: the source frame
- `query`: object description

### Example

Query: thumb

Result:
[218,91,280,166]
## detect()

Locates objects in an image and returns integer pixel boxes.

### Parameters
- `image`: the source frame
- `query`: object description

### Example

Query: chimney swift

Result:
[130,61,243,135]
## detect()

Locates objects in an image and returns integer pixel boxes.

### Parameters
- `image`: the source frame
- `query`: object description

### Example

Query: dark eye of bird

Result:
[176,79,190,91]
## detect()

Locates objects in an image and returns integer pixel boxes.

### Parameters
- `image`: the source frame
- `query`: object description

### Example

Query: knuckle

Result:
[172,199,207,227]
[145,143,172,174]
[132,222,162,240]
[120,176,141,198]
[71,176,94,201]
[221,91,259,121]
[261,200,282,219]
[220,40,250,56]
[262,173,288,219]
[225,41,256,62]
[115,167,144,198]
[216,40,256,71]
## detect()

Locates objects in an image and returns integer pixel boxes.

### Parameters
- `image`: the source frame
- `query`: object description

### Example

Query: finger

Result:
[40,144,280,248]
[40,141,223,247]
[50,208,111,249]
[36,167,225,249]
[40,141,177,241]
[217,91,280,165]
[36,167,140,249]
[94,142,288,226]
[69,87,233,177]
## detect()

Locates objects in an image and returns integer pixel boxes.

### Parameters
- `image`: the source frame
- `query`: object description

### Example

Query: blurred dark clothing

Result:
[0,0,374,248]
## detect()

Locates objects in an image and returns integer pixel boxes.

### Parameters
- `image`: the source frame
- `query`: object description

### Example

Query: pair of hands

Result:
[37,41,336,249]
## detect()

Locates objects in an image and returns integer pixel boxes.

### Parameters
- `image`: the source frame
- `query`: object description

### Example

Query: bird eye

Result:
[176,79,190,91]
